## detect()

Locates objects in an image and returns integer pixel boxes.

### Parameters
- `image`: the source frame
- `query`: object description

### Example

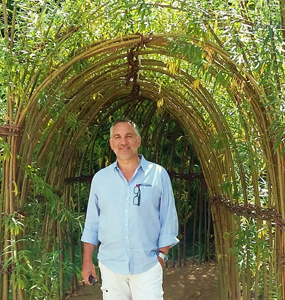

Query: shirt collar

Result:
[138,155,147,172]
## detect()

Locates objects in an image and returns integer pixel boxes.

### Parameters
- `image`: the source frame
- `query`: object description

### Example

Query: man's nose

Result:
[120,137,127,144]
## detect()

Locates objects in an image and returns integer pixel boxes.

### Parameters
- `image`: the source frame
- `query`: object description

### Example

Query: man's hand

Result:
[82,243,97,286]
[82,262,97,286]
[157,245,170,267]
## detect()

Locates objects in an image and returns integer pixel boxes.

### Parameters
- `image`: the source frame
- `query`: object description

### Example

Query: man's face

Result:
[109,122,141,161]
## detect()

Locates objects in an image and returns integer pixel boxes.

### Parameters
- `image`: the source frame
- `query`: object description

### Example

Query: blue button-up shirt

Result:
[81,155,179,275]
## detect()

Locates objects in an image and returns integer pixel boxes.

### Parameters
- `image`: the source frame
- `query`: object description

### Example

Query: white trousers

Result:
[99,261,164,300]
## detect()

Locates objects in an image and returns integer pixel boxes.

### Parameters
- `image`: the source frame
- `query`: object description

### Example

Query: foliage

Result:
[1,166,85,299]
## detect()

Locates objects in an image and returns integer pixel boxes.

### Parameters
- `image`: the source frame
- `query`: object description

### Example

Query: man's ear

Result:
[137,136,141,148]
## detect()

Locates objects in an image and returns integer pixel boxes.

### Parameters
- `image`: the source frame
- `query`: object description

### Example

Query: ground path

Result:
[66,261,218,300]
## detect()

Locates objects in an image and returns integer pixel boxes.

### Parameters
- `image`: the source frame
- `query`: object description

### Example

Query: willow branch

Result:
[2,0,9,41]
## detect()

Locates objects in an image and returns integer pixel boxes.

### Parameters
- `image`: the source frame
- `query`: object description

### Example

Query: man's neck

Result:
[117,155,140,170]
[117,156,140,182]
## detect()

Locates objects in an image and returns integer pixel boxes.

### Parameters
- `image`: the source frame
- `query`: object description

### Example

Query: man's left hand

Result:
[158,245,170,267]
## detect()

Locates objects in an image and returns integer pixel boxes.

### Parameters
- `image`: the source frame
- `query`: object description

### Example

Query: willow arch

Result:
[1,28,285,300]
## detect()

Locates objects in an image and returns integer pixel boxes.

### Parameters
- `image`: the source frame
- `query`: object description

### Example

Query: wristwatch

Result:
[158,251,168,262]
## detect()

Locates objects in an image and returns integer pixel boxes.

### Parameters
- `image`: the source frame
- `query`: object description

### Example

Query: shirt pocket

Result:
[138,183,160,209]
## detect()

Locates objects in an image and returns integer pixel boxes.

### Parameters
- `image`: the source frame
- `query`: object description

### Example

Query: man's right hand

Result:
[82,262,97,286]
[82,243,97,286]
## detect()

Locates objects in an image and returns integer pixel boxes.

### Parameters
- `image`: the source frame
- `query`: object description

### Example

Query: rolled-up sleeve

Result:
[81,176,100,246]
[158,168,179,248]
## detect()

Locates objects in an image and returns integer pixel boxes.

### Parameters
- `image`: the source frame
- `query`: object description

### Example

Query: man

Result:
[81,119,179,300]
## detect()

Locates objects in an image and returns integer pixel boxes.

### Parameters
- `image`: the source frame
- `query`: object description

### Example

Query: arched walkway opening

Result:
[1,2,285,300]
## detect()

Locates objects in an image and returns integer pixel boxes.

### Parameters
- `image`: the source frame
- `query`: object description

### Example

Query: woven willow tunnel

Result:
[1,5,285,299]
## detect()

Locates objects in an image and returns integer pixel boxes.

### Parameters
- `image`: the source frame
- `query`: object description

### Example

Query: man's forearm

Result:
[83,242,96,262]
[82,242,97,285]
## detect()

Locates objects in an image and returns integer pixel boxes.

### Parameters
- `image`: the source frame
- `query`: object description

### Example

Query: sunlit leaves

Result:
[3,214,24,236]
[157,98,164,108]
[166,61,179,75]
[192,79,200,89]
[0,139,11,160]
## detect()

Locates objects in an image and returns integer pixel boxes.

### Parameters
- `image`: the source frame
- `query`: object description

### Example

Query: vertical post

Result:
[0,128,21,300]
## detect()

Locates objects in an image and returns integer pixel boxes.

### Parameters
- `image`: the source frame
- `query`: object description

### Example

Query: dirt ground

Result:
[66,261,218,300]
